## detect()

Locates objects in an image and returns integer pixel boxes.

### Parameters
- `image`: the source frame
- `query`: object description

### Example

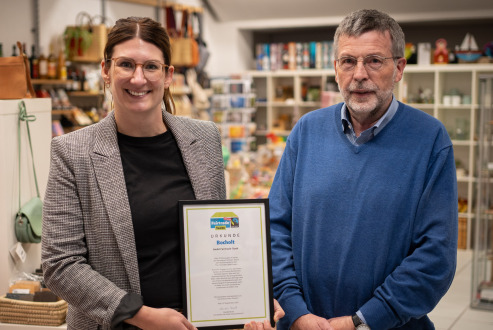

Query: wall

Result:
[0,98,51,296]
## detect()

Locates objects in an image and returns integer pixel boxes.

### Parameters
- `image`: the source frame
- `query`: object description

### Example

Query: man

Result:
[269,9,457,330]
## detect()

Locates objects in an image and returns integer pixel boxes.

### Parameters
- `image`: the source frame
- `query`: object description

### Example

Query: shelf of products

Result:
[32,68,105,137]
[211,77,257,154]
[248,63,493,250]
[472,74,493,310]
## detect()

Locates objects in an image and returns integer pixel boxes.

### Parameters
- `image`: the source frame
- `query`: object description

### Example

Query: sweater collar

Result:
[341,95,399,145]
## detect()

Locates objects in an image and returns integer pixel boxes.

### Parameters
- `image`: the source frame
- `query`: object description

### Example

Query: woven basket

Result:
[68,24,108,62]
[0,295,67,326]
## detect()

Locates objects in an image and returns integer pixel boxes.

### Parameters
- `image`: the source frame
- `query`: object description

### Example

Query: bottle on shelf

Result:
[47,44,57,79]
[11,44,17,56]
[38,48,48,79]
[71,69,80,91]
[57,46,67,80]
[80,70,86,91]
[65,67,73,91]
[0,43,3,57]
[30,45,39,79]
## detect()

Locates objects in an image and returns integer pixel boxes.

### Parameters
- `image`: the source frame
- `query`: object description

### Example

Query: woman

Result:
[42,17,282,329]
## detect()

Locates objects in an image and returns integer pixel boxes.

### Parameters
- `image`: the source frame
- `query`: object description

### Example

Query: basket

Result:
[68,24,108,62]
[458,217,467,250]
[0,295,67,326]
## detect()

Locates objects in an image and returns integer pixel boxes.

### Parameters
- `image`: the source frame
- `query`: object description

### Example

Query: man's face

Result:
[334,30,406,123]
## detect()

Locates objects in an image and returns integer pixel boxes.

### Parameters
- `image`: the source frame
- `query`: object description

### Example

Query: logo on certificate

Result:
[210,212,239,230]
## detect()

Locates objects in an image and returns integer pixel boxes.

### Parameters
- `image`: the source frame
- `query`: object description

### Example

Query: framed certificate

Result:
[179,199,274,329]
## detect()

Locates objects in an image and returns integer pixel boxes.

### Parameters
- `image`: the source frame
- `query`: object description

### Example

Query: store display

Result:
[47,44,57,79]
[211,77,257,154]
[38,49,48,79]
[256,41,334,71]
[456,33,483,63]
[64,12,109,62]
[1,270,67,325]
[417,42,431,65]
[0,295,67,326]
[166,6,200,67]
[0,42,35,99]
[15,101,43,244]
[29,45,39,79]
[433,38,449,64]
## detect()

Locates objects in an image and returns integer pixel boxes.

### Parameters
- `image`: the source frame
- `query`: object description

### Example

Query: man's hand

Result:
[291,314,334,330]
[328,316,355,330]
[244,299,285,330]
[126,306,197,330]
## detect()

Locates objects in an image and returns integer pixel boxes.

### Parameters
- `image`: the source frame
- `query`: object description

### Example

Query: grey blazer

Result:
[41,110,226,329]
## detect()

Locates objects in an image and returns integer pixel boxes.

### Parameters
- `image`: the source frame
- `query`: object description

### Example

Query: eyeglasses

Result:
[110,57,169,81]
[335,55,401,72]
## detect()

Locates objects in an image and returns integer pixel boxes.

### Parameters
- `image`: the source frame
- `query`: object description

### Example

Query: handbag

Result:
[169,8,200,67]
[0,42,36,99]
[15,101,43,244]
[64,12,110,62]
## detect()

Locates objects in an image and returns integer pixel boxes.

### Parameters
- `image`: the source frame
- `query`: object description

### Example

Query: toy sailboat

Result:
[456,33,483,62]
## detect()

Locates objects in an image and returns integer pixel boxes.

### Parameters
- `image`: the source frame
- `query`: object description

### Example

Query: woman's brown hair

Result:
[103,16,175,114]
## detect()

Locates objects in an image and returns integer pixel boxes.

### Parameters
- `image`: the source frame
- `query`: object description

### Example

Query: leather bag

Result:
[169,7,200,67]
[0,42,35,99]
[15,101,42,243]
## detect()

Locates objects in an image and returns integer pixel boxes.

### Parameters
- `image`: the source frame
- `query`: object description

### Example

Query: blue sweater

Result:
[269,102,458,329]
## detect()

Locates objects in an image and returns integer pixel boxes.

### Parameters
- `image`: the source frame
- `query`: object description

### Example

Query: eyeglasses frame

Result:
[108,57,170,80]
[335,55,402,72]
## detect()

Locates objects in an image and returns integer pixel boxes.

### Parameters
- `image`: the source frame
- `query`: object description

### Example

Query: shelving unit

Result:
[248,63,493,250]
[32,78,104,135]
[211,78,257,154]
[472,74,493,310]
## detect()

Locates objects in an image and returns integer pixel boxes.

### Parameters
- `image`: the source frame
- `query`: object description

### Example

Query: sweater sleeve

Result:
[269,126,311,329]
[360,141,458,329]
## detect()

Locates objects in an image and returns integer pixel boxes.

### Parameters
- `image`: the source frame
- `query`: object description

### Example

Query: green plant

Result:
[64,12,94,58]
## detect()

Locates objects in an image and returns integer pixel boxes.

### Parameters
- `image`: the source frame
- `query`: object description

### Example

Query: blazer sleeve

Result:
[41,136,128,327]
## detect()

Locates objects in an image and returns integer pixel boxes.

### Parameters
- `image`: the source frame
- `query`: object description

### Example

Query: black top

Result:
[113,130,195,325]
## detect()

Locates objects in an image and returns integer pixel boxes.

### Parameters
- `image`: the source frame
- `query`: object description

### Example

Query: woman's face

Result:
[102,37,173,116]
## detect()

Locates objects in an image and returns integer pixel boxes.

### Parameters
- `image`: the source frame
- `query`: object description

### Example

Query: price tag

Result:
[9,242,26,263]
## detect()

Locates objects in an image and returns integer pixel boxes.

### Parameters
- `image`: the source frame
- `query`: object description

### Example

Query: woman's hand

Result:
[244,299,285,330]
[126,306,197,330]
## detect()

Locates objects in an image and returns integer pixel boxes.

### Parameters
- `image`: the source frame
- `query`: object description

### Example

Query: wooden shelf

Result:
[32,79,71,85]
[68,91,103,97]
[52,108,77,115]
[110,0,161,6]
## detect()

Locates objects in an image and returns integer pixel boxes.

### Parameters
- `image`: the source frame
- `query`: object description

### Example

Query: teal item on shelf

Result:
[222,145,230,167]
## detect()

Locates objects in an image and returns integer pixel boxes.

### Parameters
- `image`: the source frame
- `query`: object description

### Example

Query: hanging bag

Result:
[0,42,36,100]
[170,8,199,67]
[15,101,43,244]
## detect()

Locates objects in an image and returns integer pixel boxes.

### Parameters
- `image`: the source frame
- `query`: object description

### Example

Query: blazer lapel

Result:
[89,112,141,293]
[164,111,213,200]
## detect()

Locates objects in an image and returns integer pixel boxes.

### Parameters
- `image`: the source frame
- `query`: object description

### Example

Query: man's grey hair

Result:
[333,9,405,58]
